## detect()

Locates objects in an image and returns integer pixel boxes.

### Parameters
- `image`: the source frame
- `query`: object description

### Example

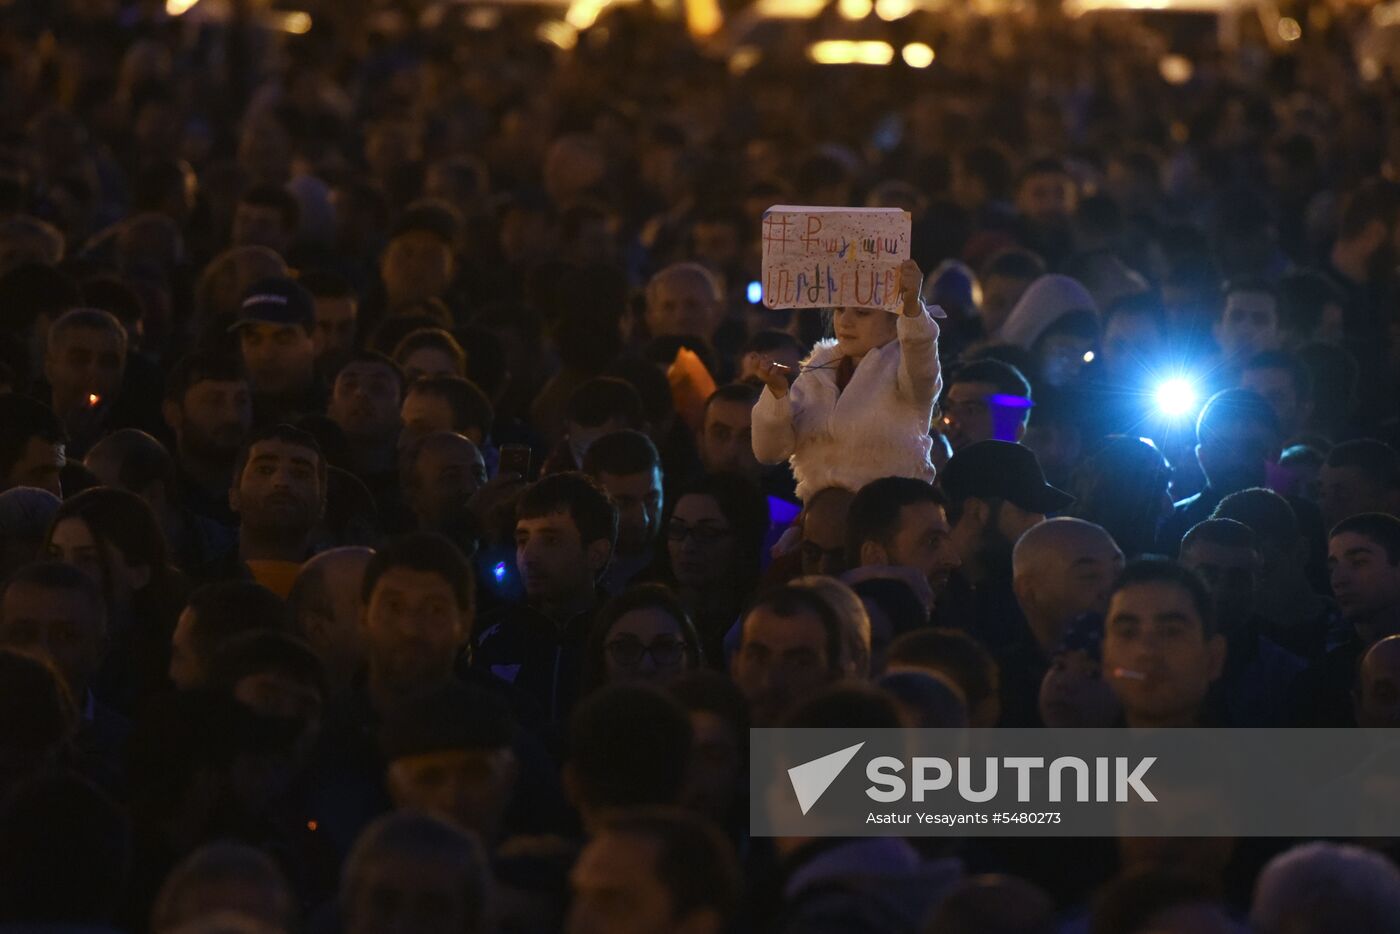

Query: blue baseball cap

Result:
[229,277,315,332]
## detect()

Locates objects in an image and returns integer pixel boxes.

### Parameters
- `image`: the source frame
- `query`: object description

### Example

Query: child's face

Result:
[833,307,898,360]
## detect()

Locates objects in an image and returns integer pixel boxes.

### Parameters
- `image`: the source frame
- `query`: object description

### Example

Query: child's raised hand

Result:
[899,259,924,315]
[756,359,790,399]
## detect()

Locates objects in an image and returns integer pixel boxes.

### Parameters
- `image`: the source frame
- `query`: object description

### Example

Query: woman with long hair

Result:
[581,583,703,692]
[659,472,769,667]
[44,487,188,711]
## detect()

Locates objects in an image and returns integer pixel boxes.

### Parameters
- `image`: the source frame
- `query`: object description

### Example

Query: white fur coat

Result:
[752,311,942,502]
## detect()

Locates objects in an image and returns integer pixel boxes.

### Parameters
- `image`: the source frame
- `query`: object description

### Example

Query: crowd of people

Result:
[5,0,1400,932]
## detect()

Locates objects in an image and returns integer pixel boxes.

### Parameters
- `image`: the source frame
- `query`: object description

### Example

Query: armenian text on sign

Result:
[761,205,912,312]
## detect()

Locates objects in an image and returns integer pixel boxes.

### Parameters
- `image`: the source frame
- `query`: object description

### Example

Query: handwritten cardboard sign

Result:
[761,205,911,312]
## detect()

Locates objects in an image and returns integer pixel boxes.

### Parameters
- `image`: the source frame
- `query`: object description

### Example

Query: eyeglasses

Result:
[665,521,734,545]
[605,635,689,669]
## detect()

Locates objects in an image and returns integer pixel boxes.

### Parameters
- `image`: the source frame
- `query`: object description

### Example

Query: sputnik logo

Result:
[787,742,865,815]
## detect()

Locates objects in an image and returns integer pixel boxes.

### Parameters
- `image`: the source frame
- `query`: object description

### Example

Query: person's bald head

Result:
[288,546,374,691]
[1357,634,1400,727]
[800,487,855,577]
[400,431,487,529]
[1013,518,1124,651]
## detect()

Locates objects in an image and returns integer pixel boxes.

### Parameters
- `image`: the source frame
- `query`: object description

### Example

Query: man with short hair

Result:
[933,441,1071,643]
[730,584,844,726]
[565,684,693,831]
[0,562,128,787]
[1318,439,1400,531]
[546,377,644,474]
[1212,487,1337,660]
[302,533,478,851]
[475,472,617,720]
[328,352,404,500]
[400,376,495,448]
[229,277,322,426]
[1102,560,1227,728]
[399,432,487,534]
[940,441,1066,586]
[1355,634,1400,727]
[0,394,66,498]
[939,359,1034,451]
[569,806,739,934]
[162,351,253,525]
[1005,517,1123,725]
[699,382,761,479]
[287,546,374,697]
[1158,389,1280,553]
[644,263,723,344]
[1215,279,1282,363]
[583,430,664,593]
[356,532,475,712]
[799,486,855,578]
[1295,514,1400,725]
[978,249,1045,337]
[302,270,359,383]
[1014,158,1076,267]
[212,424,327,595]
[846,476,960,598]
[41,308,131,456]
[232,184,300,257]
[379,201,459,312]
[1178,519,1305,726]
[1239,350,1311,441]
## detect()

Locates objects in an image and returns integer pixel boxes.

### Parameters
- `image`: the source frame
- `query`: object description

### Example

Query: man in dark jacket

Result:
[473,472,617,723]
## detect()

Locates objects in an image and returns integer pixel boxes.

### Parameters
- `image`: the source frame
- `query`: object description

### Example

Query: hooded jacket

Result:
[996,274,1097,350]
[751,309,941,502]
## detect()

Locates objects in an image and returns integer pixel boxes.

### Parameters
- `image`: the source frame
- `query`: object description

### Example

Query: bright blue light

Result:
[747,281,763,304]
[986,393,1034,410]
[1154,378,1199,418]
[493,561,507,582]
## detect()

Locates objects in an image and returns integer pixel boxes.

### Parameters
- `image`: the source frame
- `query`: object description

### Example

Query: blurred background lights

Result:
[874,0,914,20]
[808,40,895,64]
[902,42,936,68]
[1158,54,1194,84]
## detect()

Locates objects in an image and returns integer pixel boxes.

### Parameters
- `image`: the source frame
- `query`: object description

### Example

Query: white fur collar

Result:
[803,337,842,369]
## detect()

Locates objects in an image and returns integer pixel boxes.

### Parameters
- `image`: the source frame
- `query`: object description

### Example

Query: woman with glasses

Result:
[583,583,703,690]
[659,472,769,666]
